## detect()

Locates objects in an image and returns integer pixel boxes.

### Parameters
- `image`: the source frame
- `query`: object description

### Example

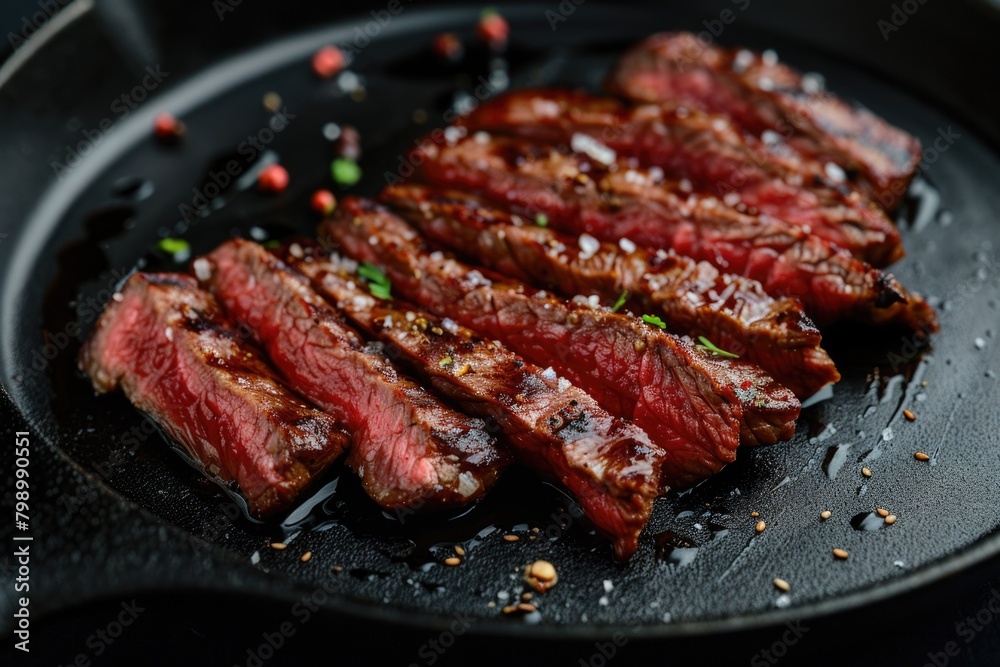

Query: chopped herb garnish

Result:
[611,290,629,313]
[263,239,281,249]
[641,314,667,330]
[157,237,190,256]
[696,335,739,359]
[535,213,548,227]
[439,355,454,367]
[357,262,391,300]
[331,157,362,186]
[368,283,391,300]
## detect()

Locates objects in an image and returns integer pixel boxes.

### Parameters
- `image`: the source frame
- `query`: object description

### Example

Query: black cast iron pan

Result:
[2,0,1000,650]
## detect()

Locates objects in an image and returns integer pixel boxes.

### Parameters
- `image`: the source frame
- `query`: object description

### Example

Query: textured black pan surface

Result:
[1,2,999,638]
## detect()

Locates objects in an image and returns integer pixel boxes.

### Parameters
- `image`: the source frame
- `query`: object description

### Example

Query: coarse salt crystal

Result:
[578,233,600,260]
[193,258,212,282]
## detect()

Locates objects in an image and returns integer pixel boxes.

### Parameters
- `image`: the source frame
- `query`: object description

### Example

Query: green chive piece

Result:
[641,314,667,330]
[157,237,190,256]
[611,290,629,313]
[263,239,281,249]
[331,158,362,186]
[439,356,454,367]
[535,213,548,227]
[696,335,739,359]
[358,262,391,300]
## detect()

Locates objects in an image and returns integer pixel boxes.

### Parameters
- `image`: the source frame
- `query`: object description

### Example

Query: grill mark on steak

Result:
[382,183,840,398]
[459,89,903,267]
[607,32,923,210]
[284,243,663,561]
[78,273,349,517]
[322,198,800,490]
[198,239,507,512]
[411,134,938,333]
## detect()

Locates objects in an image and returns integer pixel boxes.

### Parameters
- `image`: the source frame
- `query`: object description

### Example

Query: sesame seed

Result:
[521,592,534,601]
[876,508,889,517]
[773,578,790,592]
[517,603,537,613]
[332,566,343,572]
[455,363,472,377]
[502,605,518,614]
[300,551,312,562]
[487,601,496,608]
[270,542,287,550]
[904,410,916,421]
[751,511,760,517]
[820,510,832,520]
[444,557,461,566]
[915,451,931,461]
[454,545,466,556]
[503,534,520,542]
[833,548,849,560]
[755,520,767,533]
[885,515,897,525]
[862,467,873,478]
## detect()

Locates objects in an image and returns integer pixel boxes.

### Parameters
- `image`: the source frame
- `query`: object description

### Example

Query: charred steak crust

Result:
[322,199,800,490]
[382,183,840,398]
[198,239,507,511]
[78,273,349,517]
[459,89,903,267]
[606,32,922,210]
[284,242,664,561]
[410,133,938,333]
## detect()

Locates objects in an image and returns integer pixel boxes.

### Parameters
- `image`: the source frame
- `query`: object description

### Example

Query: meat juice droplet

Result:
[654,530,699,566]
[851,512,888,531]
[823,443,852,479]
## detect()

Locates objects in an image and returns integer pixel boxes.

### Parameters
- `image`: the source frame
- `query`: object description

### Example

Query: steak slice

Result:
[198,239,507,512]
[284,244,664,561]
[607,32,922,210]
[323,198,801,490]
[413,134,938,333]
[459,89,902,266]
[383,183,840,398]
[78,273,348,517]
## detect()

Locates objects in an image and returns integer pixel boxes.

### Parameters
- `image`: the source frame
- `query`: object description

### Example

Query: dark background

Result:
[3,1,1000,665]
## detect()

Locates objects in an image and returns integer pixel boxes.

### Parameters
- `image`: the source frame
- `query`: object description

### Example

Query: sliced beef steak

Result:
[383,184,840,398]
[79,273,348,517]
[284,244,663,561]
[459,89,902,266]
[323,199,801,489]
[412,134,938,333]
[198,239,507,511]
[607,32,922,210]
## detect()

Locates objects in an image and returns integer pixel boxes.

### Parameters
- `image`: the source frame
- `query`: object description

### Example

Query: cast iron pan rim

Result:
[3,1,999,640]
